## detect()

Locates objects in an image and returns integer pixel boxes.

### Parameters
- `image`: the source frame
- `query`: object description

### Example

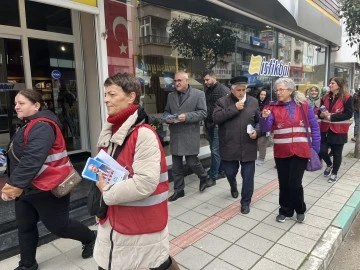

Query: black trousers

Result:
[275,156,307,216]
[222,160,255,206]
[319,142,344,175]
[171,154,206,193]
[15,192,94,267]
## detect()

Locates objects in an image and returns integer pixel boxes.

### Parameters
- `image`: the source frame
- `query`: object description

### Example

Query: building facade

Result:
[0,0,342,256]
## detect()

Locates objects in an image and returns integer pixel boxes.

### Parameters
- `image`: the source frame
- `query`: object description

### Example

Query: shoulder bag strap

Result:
[299,104,312,148]
[111,133,131,160]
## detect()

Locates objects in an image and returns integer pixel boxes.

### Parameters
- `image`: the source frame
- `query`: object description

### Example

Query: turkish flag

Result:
[104,0,134,75]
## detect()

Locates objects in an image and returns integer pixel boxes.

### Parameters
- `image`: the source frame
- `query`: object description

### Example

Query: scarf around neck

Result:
[107,104,139,134]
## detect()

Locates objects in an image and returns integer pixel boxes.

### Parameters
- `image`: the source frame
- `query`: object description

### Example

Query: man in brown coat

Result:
[213,76,260,214]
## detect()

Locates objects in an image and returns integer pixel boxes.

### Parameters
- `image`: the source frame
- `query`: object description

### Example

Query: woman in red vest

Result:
[93,73,178,270]
[1,90,96,270]
[260,78,320,223]
[318,77,353,183]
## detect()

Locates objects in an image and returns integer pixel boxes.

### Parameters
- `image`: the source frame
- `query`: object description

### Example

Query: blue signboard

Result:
[51,70,62,79]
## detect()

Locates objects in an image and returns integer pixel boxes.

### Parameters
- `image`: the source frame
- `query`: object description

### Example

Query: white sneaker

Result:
[256,159,264,166]
[328,174,337,183]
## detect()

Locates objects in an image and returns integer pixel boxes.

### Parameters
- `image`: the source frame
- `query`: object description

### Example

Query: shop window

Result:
[25,1,72,35]
[28,39,81,151]
[0,0,20,27]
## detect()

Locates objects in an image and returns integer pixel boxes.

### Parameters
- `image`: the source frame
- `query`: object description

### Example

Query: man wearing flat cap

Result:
[213,75,260,214]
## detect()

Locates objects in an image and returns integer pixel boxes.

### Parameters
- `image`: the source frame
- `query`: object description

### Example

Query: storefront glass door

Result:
[0,37,25,151]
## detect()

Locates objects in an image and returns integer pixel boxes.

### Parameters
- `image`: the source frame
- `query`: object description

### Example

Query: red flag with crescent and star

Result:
[104,0,134,75]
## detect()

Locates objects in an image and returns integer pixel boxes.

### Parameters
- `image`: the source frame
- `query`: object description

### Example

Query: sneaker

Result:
[297,213,306,223]
[256,159,265,166]
[328,174,337,183]
[82,231,97,258]
[351,137,356,142]
[324,166,333,177]
[276,214,286,223]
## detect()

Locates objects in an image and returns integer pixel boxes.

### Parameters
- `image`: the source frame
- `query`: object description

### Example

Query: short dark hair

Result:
[104,72,141,104]
[18,89,46,110]
[203,70,216,78]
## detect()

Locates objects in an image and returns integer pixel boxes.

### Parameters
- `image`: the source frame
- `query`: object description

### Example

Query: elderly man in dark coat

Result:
[164,71,208,202]
[213,76,260,214]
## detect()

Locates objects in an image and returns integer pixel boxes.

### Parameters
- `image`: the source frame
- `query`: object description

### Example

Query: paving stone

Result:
[169,203,189,217]
[226,214,259,231]
[346,191,360,214]
[189,191,215,202]
[219,244,261,270]
[326,187,354,197]
[168,219,193,237]
[80,258,98,270]
[314,198,345,212]
[262,193,279,204]
[304,187,326,198]
[252,258,291,270]
[192,202,222,217]
[332,183,357,192]
[202,258,239,270]
[321,193,350,204]
[206,196,235,208]
[250,222,286,242]
[193,233,232,256]
[306,183,331,192]
[0,255,19,270]
[173,196,204,210]
[252,199,279,213]
[242,206,270,221]
[236,232,274,255]
[264,244,307,269]
[303,213,332,229]
[304,194,320,205]
[36,243,62,264]
[52,238,81,253]
[38,254,81,270]
[176,210,209,226]
[290,223,325,241]
[307,205,338,220]
[311,226,342,269]
[174,246,214,270]
[278,231,317,253]
[211,223,246,242]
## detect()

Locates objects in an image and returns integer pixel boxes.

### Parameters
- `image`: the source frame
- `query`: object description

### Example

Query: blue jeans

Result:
[354,111,359,137]
[207,126,223,180]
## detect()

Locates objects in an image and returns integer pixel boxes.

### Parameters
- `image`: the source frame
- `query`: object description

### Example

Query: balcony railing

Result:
[140,35,170,45]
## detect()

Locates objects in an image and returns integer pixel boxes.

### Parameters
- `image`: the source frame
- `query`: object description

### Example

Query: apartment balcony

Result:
[140,35,170,45]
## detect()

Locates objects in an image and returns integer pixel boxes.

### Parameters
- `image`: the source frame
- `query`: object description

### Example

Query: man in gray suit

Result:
[164,71,208,202]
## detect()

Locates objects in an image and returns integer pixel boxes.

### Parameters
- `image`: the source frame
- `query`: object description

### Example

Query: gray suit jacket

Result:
[164,86,207,156]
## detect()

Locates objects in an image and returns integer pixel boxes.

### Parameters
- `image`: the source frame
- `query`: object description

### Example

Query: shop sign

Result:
[51,70,62,79]
[72,0,97,6]
[0,83,25,92]
[248,55,290,77]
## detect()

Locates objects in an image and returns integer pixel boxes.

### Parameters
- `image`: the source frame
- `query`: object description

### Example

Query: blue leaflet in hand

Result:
[82,158,126,184]
[163,114,178,121]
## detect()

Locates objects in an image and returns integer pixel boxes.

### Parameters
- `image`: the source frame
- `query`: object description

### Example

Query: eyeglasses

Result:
[275,88,288,93]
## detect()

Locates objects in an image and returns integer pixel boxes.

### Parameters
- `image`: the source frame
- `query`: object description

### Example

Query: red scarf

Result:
[107,104,139,134]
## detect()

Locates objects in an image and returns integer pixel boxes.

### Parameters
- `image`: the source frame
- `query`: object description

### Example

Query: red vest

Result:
[271,103,311,158]
[23,118,72,191]
[101,124,169,235]
[320,94,352,133]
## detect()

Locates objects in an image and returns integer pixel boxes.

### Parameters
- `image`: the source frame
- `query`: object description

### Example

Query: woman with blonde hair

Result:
[260,78,320,223]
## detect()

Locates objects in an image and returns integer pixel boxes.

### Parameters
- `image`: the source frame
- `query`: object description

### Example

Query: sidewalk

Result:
[1,142,359,270]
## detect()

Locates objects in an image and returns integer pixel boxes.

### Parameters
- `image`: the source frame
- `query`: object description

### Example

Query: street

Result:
[328,212,360,270]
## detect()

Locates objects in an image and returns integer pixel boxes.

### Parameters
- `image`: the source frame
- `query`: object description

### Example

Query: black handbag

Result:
[87,136,130,219]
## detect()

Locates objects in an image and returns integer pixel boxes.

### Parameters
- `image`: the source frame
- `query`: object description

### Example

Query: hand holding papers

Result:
[82,150,129,185]
[163,114,180,123]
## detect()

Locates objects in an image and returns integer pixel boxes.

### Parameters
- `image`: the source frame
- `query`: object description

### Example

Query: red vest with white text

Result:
[101,124,169,235]
[271,103,311,158]
[320,94,352,134]
[24,118,72,191]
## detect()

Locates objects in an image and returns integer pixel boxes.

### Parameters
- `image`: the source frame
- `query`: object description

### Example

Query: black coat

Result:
[7,111,59,189]
[213,94,260,161]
